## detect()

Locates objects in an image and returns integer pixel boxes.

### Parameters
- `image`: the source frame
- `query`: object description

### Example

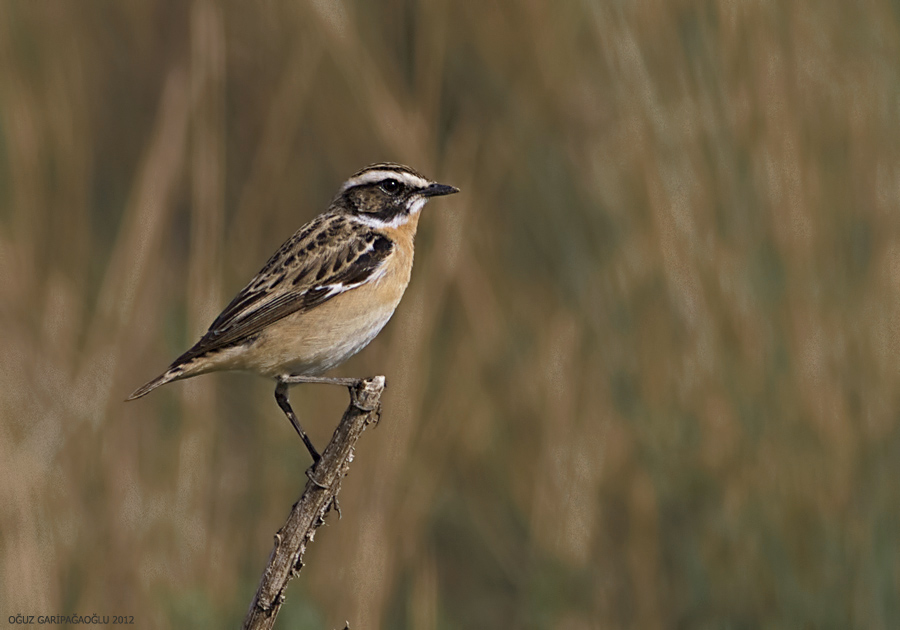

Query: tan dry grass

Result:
[1,0,899,628]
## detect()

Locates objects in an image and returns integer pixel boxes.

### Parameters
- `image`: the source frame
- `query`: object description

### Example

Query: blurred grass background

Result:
[1,0,899,628]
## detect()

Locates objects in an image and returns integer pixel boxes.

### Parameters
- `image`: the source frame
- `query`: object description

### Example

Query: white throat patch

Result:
[347,196,427,229]
[349,210,413,230]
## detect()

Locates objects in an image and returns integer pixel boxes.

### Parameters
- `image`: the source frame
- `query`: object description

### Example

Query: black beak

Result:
[421,183,459,198]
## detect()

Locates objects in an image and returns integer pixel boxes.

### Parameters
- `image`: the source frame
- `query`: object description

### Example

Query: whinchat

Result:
[128,163,458,462]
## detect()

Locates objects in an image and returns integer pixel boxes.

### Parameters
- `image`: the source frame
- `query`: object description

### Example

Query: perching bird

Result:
[127,163,458,462]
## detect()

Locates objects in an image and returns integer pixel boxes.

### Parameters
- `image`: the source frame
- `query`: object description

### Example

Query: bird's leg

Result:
[280,375,379,411]
[279,375,363,387]
[274,381,321,464]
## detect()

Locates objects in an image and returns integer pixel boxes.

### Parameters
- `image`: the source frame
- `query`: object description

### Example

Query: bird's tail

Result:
[125,366,187,401]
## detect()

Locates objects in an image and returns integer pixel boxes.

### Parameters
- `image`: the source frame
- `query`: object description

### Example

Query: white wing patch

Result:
[316,260,388,299]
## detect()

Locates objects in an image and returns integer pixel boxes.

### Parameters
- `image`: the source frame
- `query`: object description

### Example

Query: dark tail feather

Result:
[125,367,185,401]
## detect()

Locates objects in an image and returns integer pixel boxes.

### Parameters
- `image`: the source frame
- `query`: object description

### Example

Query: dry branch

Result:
[242,376,386,630]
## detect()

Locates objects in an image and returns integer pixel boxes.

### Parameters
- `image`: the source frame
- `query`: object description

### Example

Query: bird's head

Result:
[334,163,458,228]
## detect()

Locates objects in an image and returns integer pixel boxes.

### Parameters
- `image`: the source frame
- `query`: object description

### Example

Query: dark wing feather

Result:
[172,217,393,366]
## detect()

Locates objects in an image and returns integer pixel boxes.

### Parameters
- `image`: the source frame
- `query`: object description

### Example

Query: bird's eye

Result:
[380,179,401,195]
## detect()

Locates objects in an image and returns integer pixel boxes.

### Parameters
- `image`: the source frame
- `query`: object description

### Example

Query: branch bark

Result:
[242,376,386,630]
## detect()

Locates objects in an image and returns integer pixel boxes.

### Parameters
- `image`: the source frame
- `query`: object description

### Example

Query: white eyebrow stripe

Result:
[340,170,430,193]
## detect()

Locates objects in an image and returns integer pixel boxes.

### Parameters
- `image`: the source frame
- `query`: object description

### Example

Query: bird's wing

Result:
[173,214,393,365]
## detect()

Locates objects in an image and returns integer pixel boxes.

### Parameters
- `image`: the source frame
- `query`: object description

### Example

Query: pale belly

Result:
[243,301,397,377]
[212,269,408,378]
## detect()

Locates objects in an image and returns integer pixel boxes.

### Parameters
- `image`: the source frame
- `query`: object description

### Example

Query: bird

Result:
[127,162,458,462]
